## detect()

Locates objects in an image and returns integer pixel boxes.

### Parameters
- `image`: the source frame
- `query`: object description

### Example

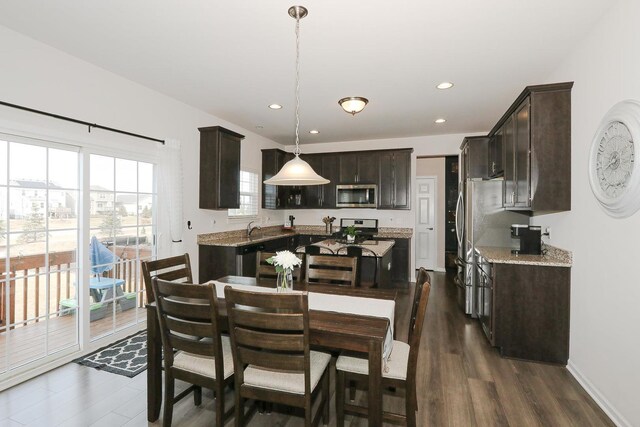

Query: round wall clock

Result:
[589,100,640,218]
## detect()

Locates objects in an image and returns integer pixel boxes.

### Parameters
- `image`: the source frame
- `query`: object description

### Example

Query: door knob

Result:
[427,227,434,230]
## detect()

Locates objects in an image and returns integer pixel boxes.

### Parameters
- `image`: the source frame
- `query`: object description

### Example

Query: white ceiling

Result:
[0,0,614,145]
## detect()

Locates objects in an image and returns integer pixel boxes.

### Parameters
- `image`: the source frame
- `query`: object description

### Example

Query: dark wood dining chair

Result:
[224,286,331,427]
[305,254,358,287]
[335,268,431,427]
[336,246,378,288]
[151,278,234,427]
[255,251,303,283]
[141,253,193,303]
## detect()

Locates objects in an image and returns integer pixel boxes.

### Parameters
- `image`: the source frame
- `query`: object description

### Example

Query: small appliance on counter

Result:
[510,224,542,255]
[283,215,296,230]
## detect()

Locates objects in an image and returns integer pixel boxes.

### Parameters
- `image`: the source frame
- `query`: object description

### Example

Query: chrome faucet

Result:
[247,221,261,237]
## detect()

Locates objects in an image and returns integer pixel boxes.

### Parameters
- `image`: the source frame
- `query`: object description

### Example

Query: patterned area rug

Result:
[74,331,148,377]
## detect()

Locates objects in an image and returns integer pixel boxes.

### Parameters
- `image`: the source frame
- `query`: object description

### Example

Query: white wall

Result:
[532,1,640,425]
[285,134,470,275]
[0,25,285,275]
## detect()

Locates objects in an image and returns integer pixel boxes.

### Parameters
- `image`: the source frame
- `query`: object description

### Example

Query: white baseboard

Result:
[567,360,630,427]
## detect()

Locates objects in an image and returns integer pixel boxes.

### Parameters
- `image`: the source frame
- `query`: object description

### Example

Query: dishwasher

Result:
[236,243,266,277]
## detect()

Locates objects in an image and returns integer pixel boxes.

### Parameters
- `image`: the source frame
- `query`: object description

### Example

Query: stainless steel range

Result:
[339,218,378,243]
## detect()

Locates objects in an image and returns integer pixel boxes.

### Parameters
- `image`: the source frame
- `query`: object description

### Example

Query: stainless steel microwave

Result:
[336,184,377,208]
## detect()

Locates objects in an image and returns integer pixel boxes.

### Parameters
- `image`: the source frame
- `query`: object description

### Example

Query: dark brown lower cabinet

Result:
[487,263,570,365]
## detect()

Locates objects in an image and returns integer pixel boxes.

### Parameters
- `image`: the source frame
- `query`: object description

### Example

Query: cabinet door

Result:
[357,152,380,184]
[218,132,241,208]
[393,151,411,209]
[301,154,322,208]
[321,155,339,208]
[378,152,394,209]
[514,98,531,207]
[262,149,289,209]
[489,130,504,178]
[503,116,516,207]
[339,153,358,183]
[200,127,243,210]
[390,238,409,283]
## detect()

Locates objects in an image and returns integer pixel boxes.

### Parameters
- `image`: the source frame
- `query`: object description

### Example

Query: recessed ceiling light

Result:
[435,118,446,124]
[268,104,283,110]
[309,129,320,134]
[436,82,454,90]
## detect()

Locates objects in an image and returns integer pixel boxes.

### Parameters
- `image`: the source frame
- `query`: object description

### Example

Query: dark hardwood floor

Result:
[0,272,614,426]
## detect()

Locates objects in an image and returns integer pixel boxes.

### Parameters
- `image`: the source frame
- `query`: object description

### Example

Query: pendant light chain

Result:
[294,13,301,157]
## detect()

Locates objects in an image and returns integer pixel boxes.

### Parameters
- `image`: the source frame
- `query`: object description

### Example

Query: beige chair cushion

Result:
[173,335,234,380]
[243,350,331,395]
[336,340,409,380]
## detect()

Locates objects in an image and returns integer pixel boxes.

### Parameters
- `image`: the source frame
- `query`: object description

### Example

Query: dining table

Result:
[146,275,397,427]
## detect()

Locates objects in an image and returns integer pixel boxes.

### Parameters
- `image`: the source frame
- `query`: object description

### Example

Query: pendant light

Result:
[263,6,329,186]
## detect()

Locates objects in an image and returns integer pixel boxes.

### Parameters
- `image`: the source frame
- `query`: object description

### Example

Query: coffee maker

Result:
[511,224,542,255]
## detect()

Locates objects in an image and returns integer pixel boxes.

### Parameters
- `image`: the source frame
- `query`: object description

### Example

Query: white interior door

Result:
[415,177,437,270]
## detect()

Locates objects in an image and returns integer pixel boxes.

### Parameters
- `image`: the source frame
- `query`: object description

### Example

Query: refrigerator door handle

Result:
[455,190,463,245]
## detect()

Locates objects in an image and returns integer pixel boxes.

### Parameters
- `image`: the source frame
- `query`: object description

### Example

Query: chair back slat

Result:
[165,316,215,338]
[237,347,306,371]
[168,334,216,357]
[157,267,193,282]
[305,254,358,287]
[225,287,310,392]
[256,251,302,283]
[234,328,305,352]
[230,307,305,331]
[142,253,193,303]
[159,298,212,321]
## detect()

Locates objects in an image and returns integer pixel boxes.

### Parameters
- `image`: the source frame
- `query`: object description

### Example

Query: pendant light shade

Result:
[263,5,329,187]
[339,97,369,115]
[264,156,329,186]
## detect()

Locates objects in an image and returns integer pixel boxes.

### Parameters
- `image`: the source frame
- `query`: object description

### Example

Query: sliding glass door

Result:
[89,155,155,340]
[0,137,80,374]
[0,135,157,381]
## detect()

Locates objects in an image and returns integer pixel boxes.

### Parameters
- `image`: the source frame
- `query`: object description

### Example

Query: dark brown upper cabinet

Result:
[490,82,573,213]
[262,149,286,209]
[339,151,379,184]
[199,126,244,210]
[320,154,339,208]
[488,129,504,178]
[378,150,412,210]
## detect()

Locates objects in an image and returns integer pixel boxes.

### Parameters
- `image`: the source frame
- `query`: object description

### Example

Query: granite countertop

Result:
[198,225,413,247]
[476,245,572,267]
[298,239,395,258]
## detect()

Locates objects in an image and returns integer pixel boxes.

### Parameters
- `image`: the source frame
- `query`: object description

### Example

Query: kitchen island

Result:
[198,225,411,286]
[298,239,395,288]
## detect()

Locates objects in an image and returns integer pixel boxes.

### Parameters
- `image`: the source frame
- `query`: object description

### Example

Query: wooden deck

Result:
[0,307,145,373]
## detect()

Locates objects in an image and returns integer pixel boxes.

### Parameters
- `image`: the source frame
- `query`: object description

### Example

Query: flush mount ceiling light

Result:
[268,103,283,109]
[338,97,369,115]
[435,118,447,124]
[436,82,454,90]
[263,6,329,187]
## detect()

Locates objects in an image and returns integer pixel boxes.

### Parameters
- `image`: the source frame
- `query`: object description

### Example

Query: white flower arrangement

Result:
[266,250,302,273]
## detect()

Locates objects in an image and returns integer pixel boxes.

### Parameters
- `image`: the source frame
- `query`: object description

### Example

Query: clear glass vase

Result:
[277,269,293,293]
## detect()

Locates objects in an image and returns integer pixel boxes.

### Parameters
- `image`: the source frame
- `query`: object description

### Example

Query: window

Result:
[228,171,258,218]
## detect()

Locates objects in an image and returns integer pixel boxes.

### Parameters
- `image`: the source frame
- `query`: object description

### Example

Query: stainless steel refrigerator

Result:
[455,179,527,317]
